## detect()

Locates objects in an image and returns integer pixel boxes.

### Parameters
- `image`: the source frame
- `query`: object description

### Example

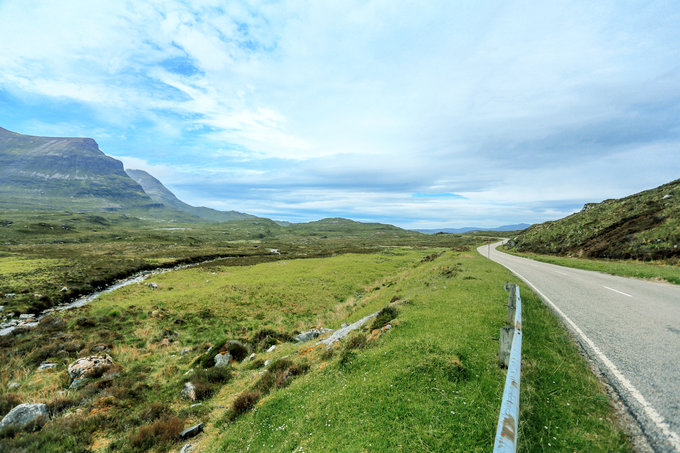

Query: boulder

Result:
[67,353,114,386]
[0,403,49,431]
[38,362,58,371]
[179,422,203,440]
[180,443,194,453]
[181,382,196,401]
[214,352,231,367]
[294,328,334,343]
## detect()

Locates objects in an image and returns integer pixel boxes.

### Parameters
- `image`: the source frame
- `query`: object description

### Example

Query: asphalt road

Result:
[479,242,680,452]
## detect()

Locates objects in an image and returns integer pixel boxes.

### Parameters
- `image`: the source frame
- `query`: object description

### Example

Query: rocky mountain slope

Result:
[125,169,255,222]
[507,179,680,261]
[0,127,152,210]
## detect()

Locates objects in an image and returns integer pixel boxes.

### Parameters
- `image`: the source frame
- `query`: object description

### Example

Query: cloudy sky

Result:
[1,1,679,228]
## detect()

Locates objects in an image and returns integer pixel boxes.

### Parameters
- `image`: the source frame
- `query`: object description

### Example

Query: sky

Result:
[1,0,679,229]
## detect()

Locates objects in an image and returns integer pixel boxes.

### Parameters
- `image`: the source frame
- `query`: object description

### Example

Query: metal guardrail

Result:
[494,284,522,452]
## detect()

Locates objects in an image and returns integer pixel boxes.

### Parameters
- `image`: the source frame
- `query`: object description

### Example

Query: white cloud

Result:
[1,1,679,227]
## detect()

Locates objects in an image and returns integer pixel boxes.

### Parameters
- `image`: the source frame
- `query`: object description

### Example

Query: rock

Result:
[245,353,256,362]
[38,362,58,371]
[266,345,276,353]
[382,323,392,331]
[0,306,4,314]
[184,368,194,376]
[294,328,335,343]
[341,323,349,328]
[181,382,196,401]
[214,352,231,367]
[147,282,159,289]
[180,348,192,355]
[7,382,19,390]
[264,360,271,367]
[0,403,49,431]
[662,194,672,200]
[67,353,114,383]
[90,344,108,353]
[5,294,15,299]
[59,286,69,292]
[159,338,171,347]
[180,443,194,453]
[267,248,280,255]
[19,314,35,320]
[179,422,203,440]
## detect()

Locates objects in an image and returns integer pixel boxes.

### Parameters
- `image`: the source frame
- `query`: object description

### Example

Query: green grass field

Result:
[1,245,630,452]
[503,247,680,285]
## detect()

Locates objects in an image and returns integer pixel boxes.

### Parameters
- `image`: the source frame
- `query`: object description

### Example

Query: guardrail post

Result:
[507,285,517,325]
[499,326,513,368]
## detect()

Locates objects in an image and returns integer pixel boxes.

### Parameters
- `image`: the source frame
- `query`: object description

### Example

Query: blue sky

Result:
[1,0,679,228]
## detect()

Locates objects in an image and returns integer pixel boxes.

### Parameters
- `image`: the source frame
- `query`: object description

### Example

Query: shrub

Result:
[75,317,96,328]
[344,334,367,351]
[48,397,78,415]
[230,390,261,420]
[0,393,21,418]
[371,306,399,330]
[275,362,310,389]
[267,359,293,375]
[251,329,294,351]
[253,371,276,394]
[130,416,183,451]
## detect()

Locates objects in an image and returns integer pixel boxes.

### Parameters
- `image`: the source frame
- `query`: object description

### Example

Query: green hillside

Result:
[508,179,680,261]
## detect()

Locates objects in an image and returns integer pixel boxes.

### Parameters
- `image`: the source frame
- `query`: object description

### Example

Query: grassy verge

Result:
[1,246,631,451]
[502,247,680,284]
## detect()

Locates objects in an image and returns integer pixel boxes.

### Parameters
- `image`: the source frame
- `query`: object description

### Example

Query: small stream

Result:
[0,257,227,336]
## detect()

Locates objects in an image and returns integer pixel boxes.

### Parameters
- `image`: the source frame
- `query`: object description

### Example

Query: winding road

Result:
[479,242,680,452]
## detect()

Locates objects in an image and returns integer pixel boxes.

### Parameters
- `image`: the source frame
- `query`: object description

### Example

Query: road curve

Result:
[479,242,680,452]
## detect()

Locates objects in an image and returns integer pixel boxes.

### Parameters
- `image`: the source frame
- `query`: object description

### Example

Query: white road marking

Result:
[495,257,680,452]
[603,286,633,298]
[554,270,568,276]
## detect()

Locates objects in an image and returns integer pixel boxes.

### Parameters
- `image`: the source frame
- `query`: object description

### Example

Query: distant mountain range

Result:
[0,126,254,221]
[415,224,531,234]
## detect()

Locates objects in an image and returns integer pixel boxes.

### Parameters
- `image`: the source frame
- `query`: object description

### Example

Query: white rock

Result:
[181,382,197,401]
[214,352,231,367]
[266,345,276,352]
[0,403,49,431]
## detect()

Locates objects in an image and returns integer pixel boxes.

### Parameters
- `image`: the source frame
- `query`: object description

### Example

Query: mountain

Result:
[416,224,531,234]
[507,180,680,260]
[125,169,256,222]
[0,127,153,210]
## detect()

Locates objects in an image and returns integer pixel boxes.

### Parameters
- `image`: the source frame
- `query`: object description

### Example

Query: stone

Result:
[180,443,194,453]
[181,382,196,401]
[19,314,35,320]
[245,353,256,362]
[59,286,69,292]
[382,323,392,331]
[0,306,4,314]
[294,328,334,343]
[7,382,19,390]
[179,423,203,440]
[264,360,271,367]
[0,403,49,431]
[147,282,159,289]
[159,338,171,347]
[5,294,15,299]
[184,368,194,376]
[38,362,58,371]
[180,348,192,355]
[67,353,114,383]
[214,352,231,367]
[266,345,276,352]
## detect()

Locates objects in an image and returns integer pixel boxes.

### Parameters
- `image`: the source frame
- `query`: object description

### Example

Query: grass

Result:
[0,231,631,451]
[503,248,680,285]
[201,250,629,452]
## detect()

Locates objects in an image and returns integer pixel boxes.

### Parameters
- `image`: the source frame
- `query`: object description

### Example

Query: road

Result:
[479,242,680,452]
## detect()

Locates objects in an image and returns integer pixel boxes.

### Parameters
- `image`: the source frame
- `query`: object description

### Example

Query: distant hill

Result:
[507,180,680,260]
[416,224,531,234]
[0,126,152,210]
[125,169,256,222]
